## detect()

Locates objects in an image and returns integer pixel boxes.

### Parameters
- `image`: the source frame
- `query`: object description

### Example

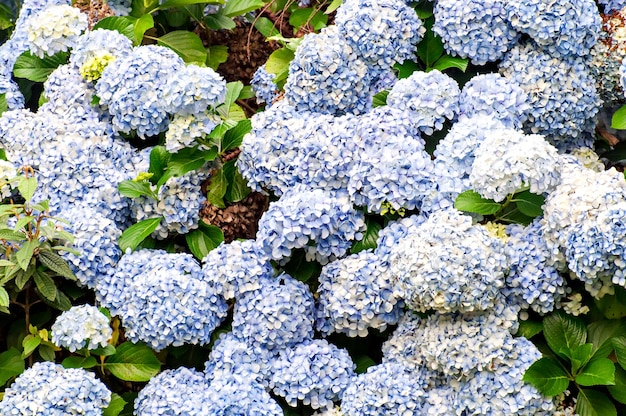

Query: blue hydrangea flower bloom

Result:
[25,4,88,58]
[95,45,185,138]
[469,128,561,202]
[256,185,366,264]
[499,42,601,149]
[162,64,227,115]
[458,73,529,129]
[270,339,356,409]
[251,64,279,106]
[284,26,372,116]
[201,239,275,300]
[0,78,25,110]
[505,0,601,58]
[340,362,429,415]
[335,0,425,71]
[231,274,315,352]
[386,70,460,134]
[165,111,220,153]
[51,304,112,352]
[69,29,133,76]
[107,0,131,15]
[134,367,211,416]
[433,0,520,65]
[599,0,626,12]
[0,362,111,415]
[389,209,508,313]
[96,249,228,351]
[204,332,276,385]
[505,219,567,314]
[374,214,426,266]
[204,375,283,415]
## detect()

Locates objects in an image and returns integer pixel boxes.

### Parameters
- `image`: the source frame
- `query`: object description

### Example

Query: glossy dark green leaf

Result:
[254,17,279,38]
[38,250,76,280]
[41,288,72,311]
[0,348,24,386]
[289,8,327,31]
[613,336,626,371]
[372,90,388,107]
[118,180,156,200]
[223,0,264,17]
[221,119,251,151]
[576,358,615,386]
[454,190,501,215]
[104,342,161,382]
[612,104,626,130]
[62,356,98,369]
[207,168,228,208]
[157,31,207,65]
[13,51,69,82]
[512,190,545,218]
[431,55,469,72]
[608,365,626,404]
[577,389,617,416]
[205,12,236,30]
[543,311,587,360]
[522,356,570,396]
[588,320,626,360]
[207,45,229,70]
[185,224,224,260]
[417,30,444,68]
[516,319,543,339]
[92,344,116,357]
[33,270,57,301]
[118,217,162,252]
[130,0,160,16]
[351,219,382,254]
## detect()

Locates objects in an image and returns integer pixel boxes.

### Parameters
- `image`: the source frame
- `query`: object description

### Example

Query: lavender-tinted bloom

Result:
[232,274,315,352]
[251,64,279,106]
[51,304,112,351]
[433,0,519,65]
[284,26,372,116]
[162,64,227,115]
[316,250,404,337]
[458,73,529,129]
[386,70,460,134]
[0,362,111,415]
[25,5,88,58]
[270,339,356,409]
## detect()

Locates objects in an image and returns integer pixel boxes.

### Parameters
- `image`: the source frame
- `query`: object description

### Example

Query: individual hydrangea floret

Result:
[165,111,220,153]
[256,185,366,264]
[284,26,372,116]
[201,239,275,300]
[96,249,228,351]
[232,274,315,352]
[251,64,279,106]
[335,0,425,70]
[25,4,88,58]
[469,128,561,202]
[340,362,428,415]
[51,304,112,352]
[162,64,227,115]
[505,0,600,57]
[499,42,601,149]
[433,0,520,65]
[0,362,111,415]
[316,250,404,337]
[386,70,460,134]
[204,332,275,385]
[134,367,211,416]
[96,45,185,138]
[69,29,134,80]
[270,339,356,410]
[457,73,529,129]
[389,209,508,313]
[204,375,283,415]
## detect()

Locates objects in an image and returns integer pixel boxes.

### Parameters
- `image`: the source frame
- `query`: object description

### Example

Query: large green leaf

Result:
[104,342,161,382]
[0,286,8,309]
[454,190,502,215]
[118,218,162,252]
[166,147,217,178]
[133,14,154,45]
[17,176,36,202]
[33,270,57,302]
[417,29,443,69]
[587,320,626,360]
[612,104,626,130]
[351,218,382,254]
[612,336,626,371]
[289,8,327,31]
[93,16,136,42]
[207,168,228,208]
[0,348,24,386]
[254,17,279,38]
[21,334,41,359]
[16,240,38,271]
[62,356,98,369]
[576,358,615,386]
[577,389,617,416]
[512,190,545,218]
[522,357,570,396]
[158,0,223,9]
[207,45,229,70]
[223,0,264,17]
[608,365,626,404]
[217,81,244,118]
[221,119,251,152]
[516,319,543,339]
[431,55,469,72]
[185,224,224,260]
[38,250,76,280]
[265,47,294,85]
[148,146,170,184]
[131,0,160,16]
[205,12,236,30]
[543,311,587,359]
[103,393,127,416]
[118,180,157,200]
[13,51,69,82]
[157,31,207,65]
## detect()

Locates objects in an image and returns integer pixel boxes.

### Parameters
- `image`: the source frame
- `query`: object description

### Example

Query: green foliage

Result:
[13,51,69,83]
[0,348,24,387]
[611,104,626,130]
[118,217,162,253]
[103,342,161,382]
[222,0,265,17]
[454,189,544,225]
[185,221,224,260]
[350,218,382,254]
[0,94,7,117]
[93,15,155,46]
[156,31,207,65]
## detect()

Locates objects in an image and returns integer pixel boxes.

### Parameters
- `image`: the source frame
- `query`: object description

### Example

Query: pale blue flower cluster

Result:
[107,0,132,15]
[270,339,356,409]
[251,64,279,106]
[162,64,226,115]
[316,250,404,337]
[24,4,88,58]
[386,70,460,135]
[165,111,220,153]
[505,0,601,58]
[69,29,133,74]
[433,0,519,65]
[373,214,426,265]
[389,209,508,313]
[201,239,275,300]
[204,375,284,415]
[231,274,315,352]
[0,362,111,415]
[335,0,425,72]
[599,0,626,12]
[96,45,185,138]
[51,304,112,352]
[457,73,529,129]
[96,249,228,351]
[499,42,601,149]
[256,185,366,263]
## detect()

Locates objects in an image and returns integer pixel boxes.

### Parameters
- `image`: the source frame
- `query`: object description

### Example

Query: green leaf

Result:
[118,217,162,253]
[417,30,444,68]
[131,0,160,16]
[13,51,69,82]
[588,320,626,360]
[372,90,388,107]
[164,9,188,27]
[16,239,38,271]
[223,160,250,203]
[595,289,626,319]
[612,105,626,130]
[454,190,502,215]
[12,267,32,290]
[157,31,207,65]
[158,0,222,9]
[543,311,587,359]
[21,334,41,359]
[62,356,97,369]
[289,8,327,31]
[564,343,594,374]
[185,225,224,260]
[205,12,236,30]
[602,142,626,163]
[324,0,343,14]
[38,344,56,361]
[92,344,117,357]
[265,47,294,85]
[223,0,264,16]
[118,180,157,200]
[133,13,154,45]
[431,54,469,72]
[104,342,161,382]
[522,357,570,396]
[608,365,626,404]
[17,176,36,202]
[612,336,626,371]
[351,219,382,254]
[103,393,127,416]
[355,355,376,374]
[254,17,279,38]
[512,190,545,218]
[577,389,617,416]
[41,288,72,311]
[576,358,615,386]
[33,271,57,302]
[283,250,320,283]
[0,229,26,241]
[0,94,7,117]
[13,216,35,232]
[217,81,244,118]
[207,168,228,208]
[166,147,216,178]
[0,286,8,309]
[93,16,136,41]
[207,45,229,70]
[148,146,170,184]
[516,319,543,339]
[221,119,251,151]
[0,348,24,386]
[38,250,76,280]
[0,3,13,31]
